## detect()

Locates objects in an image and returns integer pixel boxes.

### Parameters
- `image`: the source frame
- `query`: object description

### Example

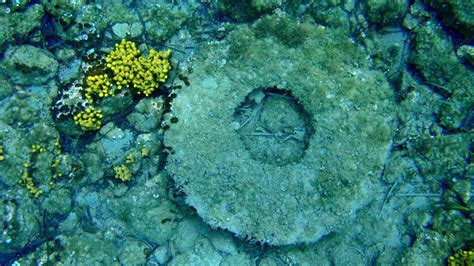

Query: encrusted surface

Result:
[165,18,396,245]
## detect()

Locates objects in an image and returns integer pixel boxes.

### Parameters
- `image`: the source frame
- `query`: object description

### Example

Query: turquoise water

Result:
[0,1,472,265]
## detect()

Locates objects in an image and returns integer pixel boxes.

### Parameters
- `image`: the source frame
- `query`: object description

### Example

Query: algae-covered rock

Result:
[42,188,72,215]
[254,13,311,47]
[41,0,85,25]
[0,78,14,101]
[167,216,238,264]
[410,19,474,129]
[410,20,468,94]
[424,0,474,40]
[112,22,144,39]
[0,190,41,254]
[2,45,58,85]
[409,134,471,185]
[48,231,148,265]
[221,253,254,266]
[79,123,134,182]
[251,0,283,13]
[170,238,223,265]
[164,14,396,245]
[399,208,472,265]
[0,4,43,49]
[170,218,207,255]
[43,1,134,44]
[140,5,189,43]
[366,29,409,75]
[127,97,165,132]
[310,5,351,32]
[366,0,409,27]
[58,59,82,85]
[97,123,134,163]
[98,90,134,117]
[0,123,28,184]
[213,0,263,21]
[458,45,474,66]
[107,179,178,245]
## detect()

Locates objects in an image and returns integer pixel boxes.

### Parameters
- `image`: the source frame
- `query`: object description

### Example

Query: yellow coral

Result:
[19,164,42,198]
[31,144,46,153]
[125,153,135,164]
[105,39,171,96]
[85,74,113,103]
[0,145,4,161]
[114,164,131,182]
[53,139,61,155]
[73,107,103,131]
[141,147,149,157]
[51,158,60,168]
[448,250,474,266]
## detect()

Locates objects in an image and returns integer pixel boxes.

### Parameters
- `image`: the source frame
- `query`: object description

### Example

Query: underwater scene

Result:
[0,0,472,265]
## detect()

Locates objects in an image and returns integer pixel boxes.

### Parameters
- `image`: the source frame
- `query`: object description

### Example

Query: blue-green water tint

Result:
[0,1,472,265]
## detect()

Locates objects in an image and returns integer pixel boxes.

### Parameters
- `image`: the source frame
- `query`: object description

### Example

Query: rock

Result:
[107,185,179,245]
[53,231,146,265]
[366,0,409,27]
[58,59,82,84]
[410,19,474,129]
[141,6,188,43]
[209,232,237,255]
[2,45,58,85]
[221,253,254,266]
[458,45,474,66]
[424,0,474,40]
[0,4,43,49]
[42,188,72,215]
[149,243,170,265]
[97,123,134,163]
[164,14,396,245]
[169,238,222,266]
[251,0,282,12]
[112,22,144,38]
[0,78,14,101]
[127,97,165,132]
[171,219,202,254]
[0,190,41,253]
[54,48,77,62]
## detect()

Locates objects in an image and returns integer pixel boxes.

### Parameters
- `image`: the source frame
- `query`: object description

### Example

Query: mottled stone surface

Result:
[2,45,58,85]
[164,15,396,245]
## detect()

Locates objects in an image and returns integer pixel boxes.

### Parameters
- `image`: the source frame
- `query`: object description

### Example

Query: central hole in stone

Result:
[233,87,312,166]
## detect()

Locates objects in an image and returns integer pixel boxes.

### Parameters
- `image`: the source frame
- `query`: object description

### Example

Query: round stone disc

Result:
[164,19,395,245]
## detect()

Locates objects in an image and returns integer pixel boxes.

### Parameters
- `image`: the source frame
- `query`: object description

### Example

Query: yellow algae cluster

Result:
[114,164,131,182]
[16,139,65,198]
[73,106,103,131]
[0,145,4,161]
[112,153,136,182]
[75,39,171,132]
[448,250,473,266]
[19,163,42,198]
[85,74,113,103]
[31,144,46,153]
[105,39,171,96]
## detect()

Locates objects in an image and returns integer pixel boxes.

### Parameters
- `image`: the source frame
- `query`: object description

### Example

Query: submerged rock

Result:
[424,0,474,40]
[0,4,44,49]
[2,45,58,85]
[164,14,396,245]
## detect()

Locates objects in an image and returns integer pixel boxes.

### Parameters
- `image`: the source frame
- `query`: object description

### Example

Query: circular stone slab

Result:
[164,18,395,245]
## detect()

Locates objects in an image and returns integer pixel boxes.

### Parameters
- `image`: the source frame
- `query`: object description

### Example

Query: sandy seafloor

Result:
[0,0,472,265]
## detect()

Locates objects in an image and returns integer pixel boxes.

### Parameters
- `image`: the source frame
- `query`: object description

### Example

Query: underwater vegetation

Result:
[0,0,472,265]
[73,39,171,132]
[448,250,474,266]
